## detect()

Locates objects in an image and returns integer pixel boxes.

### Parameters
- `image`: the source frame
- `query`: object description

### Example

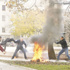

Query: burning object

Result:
[31,42,48,62]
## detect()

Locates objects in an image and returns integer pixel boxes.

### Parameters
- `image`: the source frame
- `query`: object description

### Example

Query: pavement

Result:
[0,57,31,62]
[0,62,36,70]
[0,57,69,63]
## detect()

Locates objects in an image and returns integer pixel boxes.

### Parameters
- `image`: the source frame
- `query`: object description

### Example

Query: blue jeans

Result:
[12,46,27,59]
[57,47,70,60]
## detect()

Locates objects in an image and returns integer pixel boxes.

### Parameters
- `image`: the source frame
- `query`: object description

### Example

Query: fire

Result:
[32,42,44,62]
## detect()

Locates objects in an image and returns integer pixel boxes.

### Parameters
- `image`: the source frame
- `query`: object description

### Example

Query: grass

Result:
[0,60,70,70]
[24,64,70,70]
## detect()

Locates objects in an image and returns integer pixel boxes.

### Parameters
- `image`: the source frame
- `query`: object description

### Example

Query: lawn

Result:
[0,60,70,70]
[23,64,70,70]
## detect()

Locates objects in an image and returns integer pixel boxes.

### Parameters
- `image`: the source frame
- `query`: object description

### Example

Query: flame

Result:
[32,42,44,62]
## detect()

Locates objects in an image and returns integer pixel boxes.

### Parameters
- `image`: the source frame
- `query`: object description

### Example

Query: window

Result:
[2,5,6,11]
[2,15,5,21]
[2,27,5,33]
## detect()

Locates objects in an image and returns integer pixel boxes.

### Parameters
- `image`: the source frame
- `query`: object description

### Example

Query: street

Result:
[0,62,36,70]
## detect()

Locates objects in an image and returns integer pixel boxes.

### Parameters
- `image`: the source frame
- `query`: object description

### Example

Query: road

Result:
[0,62,36,70]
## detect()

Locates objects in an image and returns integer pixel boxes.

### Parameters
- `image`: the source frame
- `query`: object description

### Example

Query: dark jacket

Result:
[14,40,27,47]
[56,39,68,49]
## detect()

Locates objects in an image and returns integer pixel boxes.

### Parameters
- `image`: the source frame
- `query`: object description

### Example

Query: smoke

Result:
[30,0,63,45]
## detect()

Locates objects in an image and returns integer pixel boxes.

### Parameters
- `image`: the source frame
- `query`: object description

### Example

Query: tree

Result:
[46,0,62,59]
[63,5,70,43]
[47,0,70,59]
[6,0,46,12]
[6,0,46,36]
[48,43,56,59]
[10,10,45,36]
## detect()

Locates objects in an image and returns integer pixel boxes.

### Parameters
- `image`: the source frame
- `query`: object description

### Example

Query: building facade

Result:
[0,0,12,39]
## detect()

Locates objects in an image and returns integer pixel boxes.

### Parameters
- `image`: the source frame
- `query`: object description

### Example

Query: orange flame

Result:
[32,42,44,61]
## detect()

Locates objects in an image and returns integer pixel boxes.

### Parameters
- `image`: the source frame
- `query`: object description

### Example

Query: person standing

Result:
[56,36,70,60]
[11,37,27,59]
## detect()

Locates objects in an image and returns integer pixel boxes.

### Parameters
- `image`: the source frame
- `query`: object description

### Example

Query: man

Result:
[56,36,70,60]
[1,38,14,51]
[12,37,27,59]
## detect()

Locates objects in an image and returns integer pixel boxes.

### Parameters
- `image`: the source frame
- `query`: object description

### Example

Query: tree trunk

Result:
[48,43,56,59]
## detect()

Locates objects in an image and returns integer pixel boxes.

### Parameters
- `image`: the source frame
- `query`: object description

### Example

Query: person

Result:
[11,37,27,59]
[0,36,6,54]
[56,36,70,60]
[1,38,14,51]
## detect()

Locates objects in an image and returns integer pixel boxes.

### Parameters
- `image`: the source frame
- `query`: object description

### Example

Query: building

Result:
[0,0,12,39]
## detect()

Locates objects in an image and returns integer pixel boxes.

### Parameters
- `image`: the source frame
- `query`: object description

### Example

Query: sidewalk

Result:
[0,57,69,63]
[0,62,36,70]
[0,57,31,61]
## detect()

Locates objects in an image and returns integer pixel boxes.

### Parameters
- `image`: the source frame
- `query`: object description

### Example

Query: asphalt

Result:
[0,57,37,70]
[0,60,36,70]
